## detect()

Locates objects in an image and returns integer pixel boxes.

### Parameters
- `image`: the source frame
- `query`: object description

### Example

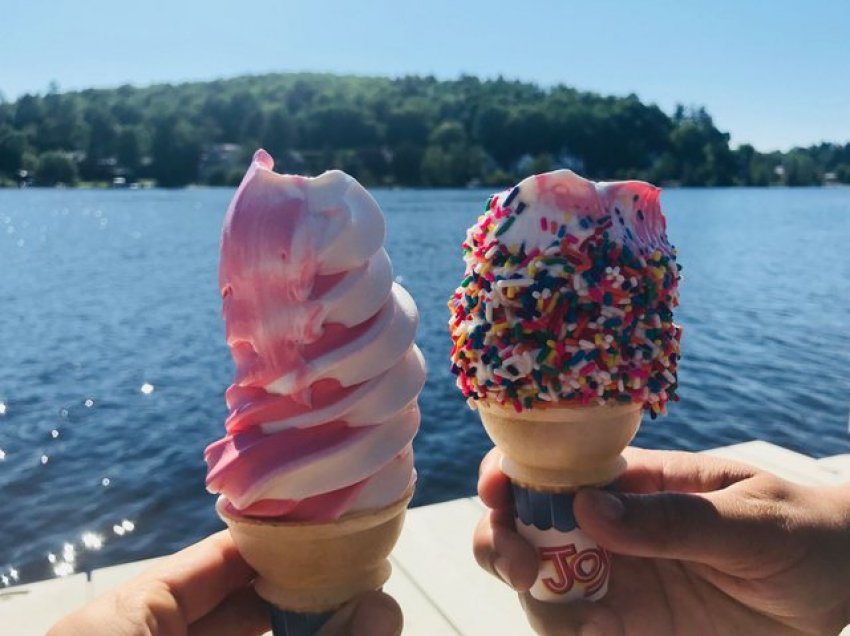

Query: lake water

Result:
[1,186,849,586]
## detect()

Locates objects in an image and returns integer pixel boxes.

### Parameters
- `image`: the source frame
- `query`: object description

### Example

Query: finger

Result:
[472,510,537,590]
[187,587,270,636]
[615,447,758,495]
[519,593,624,636]
[573,483,774,568]
[143,530,256,624]
[316,591,403,636]
[477,447,513,511]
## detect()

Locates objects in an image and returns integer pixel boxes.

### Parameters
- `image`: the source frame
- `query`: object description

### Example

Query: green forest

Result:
[1,73,848,188]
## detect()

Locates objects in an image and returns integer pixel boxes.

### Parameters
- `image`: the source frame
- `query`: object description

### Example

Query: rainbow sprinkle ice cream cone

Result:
[449,170,681,603]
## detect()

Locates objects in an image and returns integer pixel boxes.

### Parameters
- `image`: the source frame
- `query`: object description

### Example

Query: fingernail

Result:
[493,556,516,589]
[589,490,624,522]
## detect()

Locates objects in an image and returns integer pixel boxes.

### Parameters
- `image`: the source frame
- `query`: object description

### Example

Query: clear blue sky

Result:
[2,0,848,151]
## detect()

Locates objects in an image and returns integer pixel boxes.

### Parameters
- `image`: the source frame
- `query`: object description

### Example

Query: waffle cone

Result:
[477,401,642,491]
[217,487,413,613]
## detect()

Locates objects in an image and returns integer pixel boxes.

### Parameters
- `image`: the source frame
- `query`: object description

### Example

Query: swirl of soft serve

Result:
[205,150,425,522]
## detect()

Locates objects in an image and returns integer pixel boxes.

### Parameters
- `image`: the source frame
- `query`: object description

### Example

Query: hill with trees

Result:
[0,73,848,188]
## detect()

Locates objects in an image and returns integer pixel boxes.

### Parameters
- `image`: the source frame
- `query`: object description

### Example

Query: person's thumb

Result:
[316,590,403,636]
[573,487,764,567]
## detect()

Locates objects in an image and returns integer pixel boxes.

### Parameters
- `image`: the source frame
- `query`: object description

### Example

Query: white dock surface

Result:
[2,441,848,635]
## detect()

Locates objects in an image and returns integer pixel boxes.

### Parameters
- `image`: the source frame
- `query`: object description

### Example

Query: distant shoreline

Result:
[2,72,848,189]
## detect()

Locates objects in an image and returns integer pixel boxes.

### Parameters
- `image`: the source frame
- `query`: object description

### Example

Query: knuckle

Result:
[741,475,799,530]
[752,473,793,501]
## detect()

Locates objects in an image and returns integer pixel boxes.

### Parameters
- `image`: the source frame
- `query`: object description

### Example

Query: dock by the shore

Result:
[3,441,849,635]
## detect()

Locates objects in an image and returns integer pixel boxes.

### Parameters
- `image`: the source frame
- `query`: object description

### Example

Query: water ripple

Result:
[0,186,848,585]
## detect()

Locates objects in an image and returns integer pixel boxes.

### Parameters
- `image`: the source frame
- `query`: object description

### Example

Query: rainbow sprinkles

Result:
[448,170,682,417]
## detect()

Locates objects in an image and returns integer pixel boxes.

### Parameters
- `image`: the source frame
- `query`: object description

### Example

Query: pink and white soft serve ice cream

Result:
[205,149,425,522]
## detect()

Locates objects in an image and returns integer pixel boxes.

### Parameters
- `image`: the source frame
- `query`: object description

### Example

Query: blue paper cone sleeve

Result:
[268,603,333,636]
[510,482,612,602]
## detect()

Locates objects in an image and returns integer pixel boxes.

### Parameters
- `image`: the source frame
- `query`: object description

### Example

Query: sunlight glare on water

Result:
[113,520,136,536]
[40,515,139,578]
[53,562,73,577]
[81,532,104,550]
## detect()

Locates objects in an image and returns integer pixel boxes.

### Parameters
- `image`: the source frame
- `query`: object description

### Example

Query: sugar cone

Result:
[217,487,413,613]
[477,401,642,490]
[477,401,642,602]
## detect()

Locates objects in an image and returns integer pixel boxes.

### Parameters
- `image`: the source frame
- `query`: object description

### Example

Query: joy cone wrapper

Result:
[217,487,413,635]
[477,401,642,602]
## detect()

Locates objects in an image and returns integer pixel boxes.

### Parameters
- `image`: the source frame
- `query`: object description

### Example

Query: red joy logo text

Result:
[539,544,610,597]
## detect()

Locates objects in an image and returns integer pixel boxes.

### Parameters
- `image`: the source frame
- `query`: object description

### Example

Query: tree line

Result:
[0,73,848,188]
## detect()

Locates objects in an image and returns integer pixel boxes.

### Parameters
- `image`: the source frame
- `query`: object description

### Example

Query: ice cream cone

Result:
[217,487,413,614]
[477,401,642,602]
[449,171,681,603]
[206,154,427,633]
[477,401,642,489]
